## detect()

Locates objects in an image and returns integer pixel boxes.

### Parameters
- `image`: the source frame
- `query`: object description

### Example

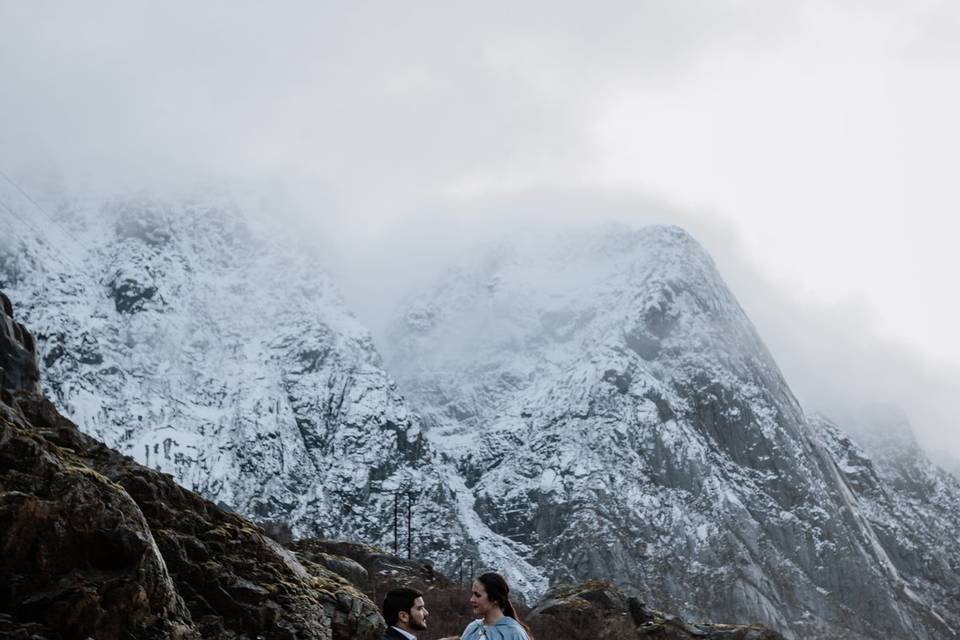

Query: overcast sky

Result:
[2,1,959,460]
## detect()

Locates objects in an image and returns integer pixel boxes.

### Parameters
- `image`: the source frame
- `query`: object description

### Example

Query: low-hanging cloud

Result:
[2,2,959,463]
[0,1,801,198]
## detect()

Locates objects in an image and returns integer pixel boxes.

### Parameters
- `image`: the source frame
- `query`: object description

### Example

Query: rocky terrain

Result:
[3,287,787,639]
[0,290,383,640]
[0,196,478,561]
[528,581,784,640]
[3,193,960,639]
[385,225,960,639]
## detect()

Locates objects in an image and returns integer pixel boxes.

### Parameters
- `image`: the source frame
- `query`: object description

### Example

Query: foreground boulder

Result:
[291,539,453,594]
[0,399,197,640]
[0,290,383,640]
[528,581,784,640]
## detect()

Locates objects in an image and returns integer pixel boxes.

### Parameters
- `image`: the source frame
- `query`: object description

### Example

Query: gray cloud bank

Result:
[0,1,812,198]
[315,192,960,466]
[1,2,958,462]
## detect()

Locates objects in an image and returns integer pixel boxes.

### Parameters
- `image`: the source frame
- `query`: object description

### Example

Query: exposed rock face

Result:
[0,404,196,640]
[0,197,477,572]
[7,194,960,639]
[812,412,960,634]
[529,581,784,640]
[0,291,384,640]
[291,539,453,595]
[385,226,960,639]
[0,290,39,395]
[1,292,193,639]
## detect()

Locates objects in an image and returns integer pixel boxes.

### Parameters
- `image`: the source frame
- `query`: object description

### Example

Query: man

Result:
[382,587,429,640]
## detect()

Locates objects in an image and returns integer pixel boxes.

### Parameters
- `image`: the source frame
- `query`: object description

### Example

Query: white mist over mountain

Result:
[1,1,959,460]
[313,195,960,464]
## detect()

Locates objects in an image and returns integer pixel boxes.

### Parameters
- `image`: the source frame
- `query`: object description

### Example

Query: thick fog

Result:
[2,1,959,462]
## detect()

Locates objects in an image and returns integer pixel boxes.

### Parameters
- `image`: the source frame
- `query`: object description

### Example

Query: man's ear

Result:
[398,610,410,624]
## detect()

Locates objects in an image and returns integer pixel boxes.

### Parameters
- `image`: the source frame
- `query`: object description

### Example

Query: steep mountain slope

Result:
[1,290,383,640]
[6,190,959,638]
[0,193,504,576]
[815,410,960,624]
[385,225,960,639]
[4,286,791,640]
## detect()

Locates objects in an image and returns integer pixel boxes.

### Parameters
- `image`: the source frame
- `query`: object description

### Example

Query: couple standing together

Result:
[382,572,532,640]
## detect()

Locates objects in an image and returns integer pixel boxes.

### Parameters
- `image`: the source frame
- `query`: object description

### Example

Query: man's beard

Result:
[411,620,427,631]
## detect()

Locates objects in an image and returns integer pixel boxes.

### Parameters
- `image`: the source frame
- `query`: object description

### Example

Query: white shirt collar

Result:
[391,626,417,640]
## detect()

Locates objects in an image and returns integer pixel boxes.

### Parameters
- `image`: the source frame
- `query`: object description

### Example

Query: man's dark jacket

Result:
[382,627,413,640]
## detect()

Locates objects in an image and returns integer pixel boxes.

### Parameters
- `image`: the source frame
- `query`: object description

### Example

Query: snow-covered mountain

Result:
[3,192,959,639]
[0,192,525,581]
[384,225,960,639]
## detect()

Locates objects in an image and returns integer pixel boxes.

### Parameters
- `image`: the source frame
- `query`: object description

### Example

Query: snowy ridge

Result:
[4,194,960,639]
[386,224,960,639]
[0,192,473,567]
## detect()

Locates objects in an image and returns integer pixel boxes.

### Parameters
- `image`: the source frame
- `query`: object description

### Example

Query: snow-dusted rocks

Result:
[385,225,960,639]
[4,196,959,639]
[0,195,470,564]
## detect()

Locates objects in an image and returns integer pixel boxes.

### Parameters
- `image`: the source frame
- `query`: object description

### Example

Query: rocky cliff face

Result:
[5,193,960,639]
[0,291,40,396]
[0,289,383,640]
[0,292,785,640]
[813,411,960,629]
[0,196,483,569]
[385,225,960,639]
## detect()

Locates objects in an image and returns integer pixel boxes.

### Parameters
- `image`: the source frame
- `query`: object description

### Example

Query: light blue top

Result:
[460,617,530,640]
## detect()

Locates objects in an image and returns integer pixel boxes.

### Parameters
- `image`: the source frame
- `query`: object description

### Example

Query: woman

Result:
[458,572,533,640]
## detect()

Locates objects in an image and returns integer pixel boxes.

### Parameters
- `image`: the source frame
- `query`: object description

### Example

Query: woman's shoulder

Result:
[461,619,484,638]
[493,617,529,640]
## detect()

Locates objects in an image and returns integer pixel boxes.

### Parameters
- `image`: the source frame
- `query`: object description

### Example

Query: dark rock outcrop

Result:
[529,581,784,640]
[290,539,453,594]
[0,290,40,396]
[0,290,384,640]
[0,400,198,640]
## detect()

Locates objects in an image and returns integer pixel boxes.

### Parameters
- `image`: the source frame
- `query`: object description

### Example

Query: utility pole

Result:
[393,493,399,554]
[387,489,414,557]
[406,491,413,559]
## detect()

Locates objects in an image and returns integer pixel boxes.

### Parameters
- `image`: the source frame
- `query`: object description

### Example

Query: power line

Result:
[0,172,100,295]
[0,169,89,266]
[0,193,49,244]
[0,211,41,255]
[0,204,52,304]
[0,194,85,277]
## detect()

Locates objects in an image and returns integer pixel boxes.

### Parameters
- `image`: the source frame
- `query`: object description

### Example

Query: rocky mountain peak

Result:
[384,223,960,639]
[5,195,960,639]
[0,195,483,581]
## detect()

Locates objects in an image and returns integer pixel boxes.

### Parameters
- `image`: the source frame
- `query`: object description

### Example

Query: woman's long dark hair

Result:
[477,572,534,639]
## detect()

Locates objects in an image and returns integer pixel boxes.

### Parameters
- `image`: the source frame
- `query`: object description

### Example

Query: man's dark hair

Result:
[382,587,423,626]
